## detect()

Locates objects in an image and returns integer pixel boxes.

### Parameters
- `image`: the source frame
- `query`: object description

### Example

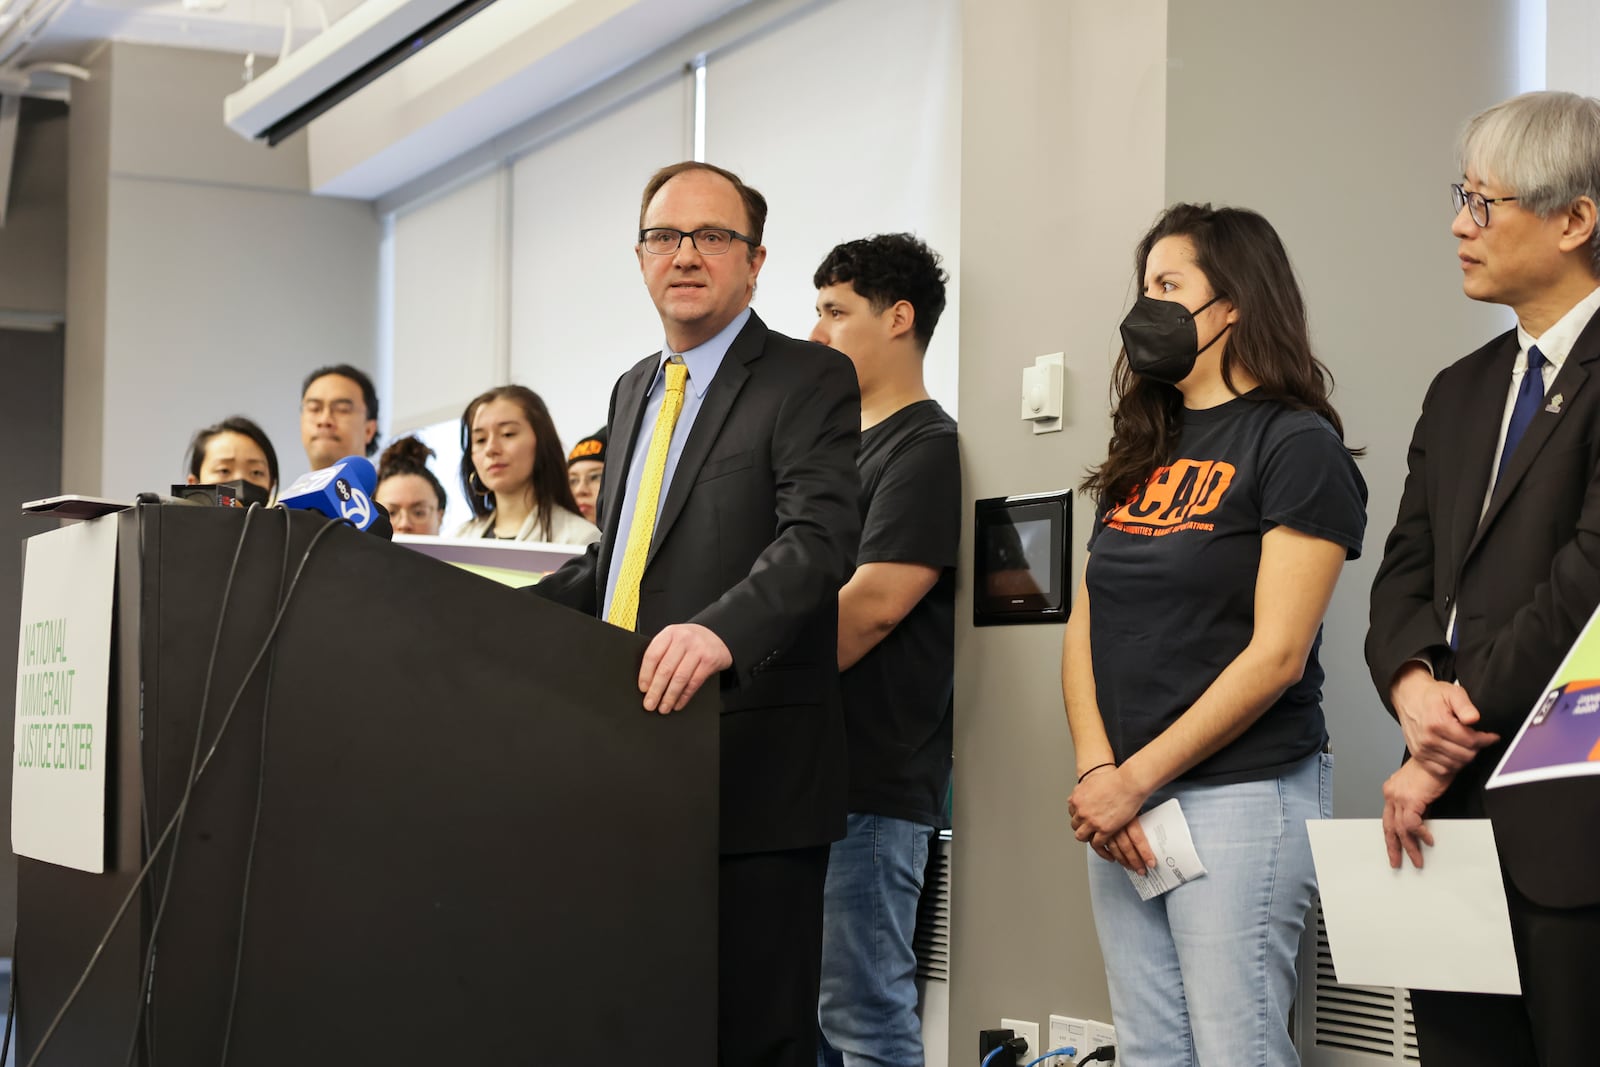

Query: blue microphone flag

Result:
[279,456,379,530]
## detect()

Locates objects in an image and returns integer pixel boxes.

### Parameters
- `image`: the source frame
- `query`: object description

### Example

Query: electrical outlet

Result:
[1001,1018,1040,1063]
[1086,1019,1116,1059]
[1047,1015,1088,1064]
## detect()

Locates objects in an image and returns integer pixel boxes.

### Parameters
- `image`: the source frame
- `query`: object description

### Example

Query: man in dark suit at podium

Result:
[534,161,861,1066]
[1367,90,1600,1066]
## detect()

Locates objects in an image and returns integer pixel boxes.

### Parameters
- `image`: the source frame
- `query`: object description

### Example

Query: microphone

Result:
[279,456,382,532]
[167,480,270,509]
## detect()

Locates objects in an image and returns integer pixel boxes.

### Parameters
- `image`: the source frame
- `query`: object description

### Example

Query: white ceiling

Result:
[6,0,758,201]
[19,0,368,65]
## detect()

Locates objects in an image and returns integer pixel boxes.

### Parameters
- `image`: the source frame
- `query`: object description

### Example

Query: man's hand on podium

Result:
[640,623,733,714]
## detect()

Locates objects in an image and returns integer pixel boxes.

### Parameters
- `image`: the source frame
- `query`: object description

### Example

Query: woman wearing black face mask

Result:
[1062,203,1368,1066]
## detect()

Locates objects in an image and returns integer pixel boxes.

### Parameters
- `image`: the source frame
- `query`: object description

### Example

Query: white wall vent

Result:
[1299,898,1419,1065]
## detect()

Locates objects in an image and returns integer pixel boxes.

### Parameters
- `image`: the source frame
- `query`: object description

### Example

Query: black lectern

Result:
[16,505,718,1065]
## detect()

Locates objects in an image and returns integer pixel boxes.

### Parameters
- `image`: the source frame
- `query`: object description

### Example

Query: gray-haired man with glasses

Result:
[1367,90,1600,1066]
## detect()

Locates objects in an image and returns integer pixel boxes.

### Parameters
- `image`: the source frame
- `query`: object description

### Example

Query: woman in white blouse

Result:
[453,385,600,546]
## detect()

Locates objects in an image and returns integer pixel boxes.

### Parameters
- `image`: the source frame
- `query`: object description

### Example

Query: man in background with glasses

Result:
[299,363,380,471]
[1367,90,1600,1066]
[534,161,862,1067]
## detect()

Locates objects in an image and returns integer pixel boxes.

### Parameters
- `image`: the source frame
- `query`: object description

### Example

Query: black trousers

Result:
[718,845,830,1067]
[1413,876,1600,1066]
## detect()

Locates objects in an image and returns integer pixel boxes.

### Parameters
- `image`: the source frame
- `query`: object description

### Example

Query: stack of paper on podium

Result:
[392,533,585,587]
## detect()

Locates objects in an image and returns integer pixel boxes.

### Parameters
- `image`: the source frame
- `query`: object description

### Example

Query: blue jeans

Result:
[816,813,934,1067]
[1086,750,1332,1067]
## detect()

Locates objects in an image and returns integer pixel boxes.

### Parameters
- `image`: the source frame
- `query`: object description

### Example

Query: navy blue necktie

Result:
[1496,345,1547,484]
[1453,346,1550,651]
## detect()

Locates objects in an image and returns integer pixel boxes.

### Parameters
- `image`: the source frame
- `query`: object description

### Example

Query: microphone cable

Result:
[21,512,347,1067]
[218,504,292,1064]
[121,504,264,1067]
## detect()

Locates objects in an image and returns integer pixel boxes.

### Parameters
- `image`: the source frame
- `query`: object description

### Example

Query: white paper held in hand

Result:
[1124,797,1207,900]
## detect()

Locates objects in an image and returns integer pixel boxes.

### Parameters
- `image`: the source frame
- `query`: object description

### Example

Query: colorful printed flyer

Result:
[1489,608,1600,788]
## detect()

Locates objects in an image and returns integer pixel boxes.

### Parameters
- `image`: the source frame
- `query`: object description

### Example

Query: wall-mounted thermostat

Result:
[973,490,1071,626]
[1020,352,1065,434]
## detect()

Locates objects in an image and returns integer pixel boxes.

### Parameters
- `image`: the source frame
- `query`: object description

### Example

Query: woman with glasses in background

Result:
[565,427,607,525]
[375,436,448,536]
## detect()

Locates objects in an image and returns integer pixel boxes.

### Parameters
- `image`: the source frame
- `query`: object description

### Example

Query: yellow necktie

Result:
[608,359,689,631]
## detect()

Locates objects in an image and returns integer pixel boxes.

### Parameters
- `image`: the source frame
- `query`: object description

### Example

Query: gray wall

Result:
[0,326,65,948]
[63,45,112,494]
[0,101,68,318]
[1165,0,1519,818]
[65,42,381,499]
[951,0,1168,1045]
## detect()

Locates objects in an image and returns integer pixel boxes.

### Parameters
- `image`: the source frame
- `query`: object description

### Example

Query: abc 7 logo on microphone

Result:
[332,477,373,528]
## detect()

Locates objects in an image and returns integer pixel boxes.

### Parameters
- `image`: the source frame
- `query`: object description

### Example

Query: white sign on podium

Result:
[11,515,117,873]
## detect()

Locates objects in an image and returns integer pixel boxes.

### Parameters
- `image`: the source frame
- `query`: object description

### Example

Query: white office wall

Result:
[508,77,690,453]
[704,0,962,412]
[1546,0,1599,96]
[64,43,380,500]
[101,179,379,496]
[391,169,508,430]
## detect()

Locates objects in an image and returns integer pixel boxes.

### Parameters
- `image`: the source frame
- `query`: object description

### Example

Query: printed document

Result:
[1126,798,1208,901]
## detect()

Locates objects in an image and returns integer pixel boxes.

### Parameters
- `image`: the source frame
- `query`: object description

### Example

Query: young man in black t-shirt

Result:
[808,234,959,1067]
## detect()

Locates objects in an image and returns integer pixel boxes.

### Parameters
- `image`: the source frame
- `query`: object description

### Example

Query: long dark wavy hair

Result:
[459,385,581,533]
[1082,203,1360,511]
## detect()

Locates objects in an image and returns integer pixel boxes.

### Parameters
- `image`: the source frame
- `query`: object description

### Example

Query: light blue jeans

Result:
[816,813,934,1067]
[1086,750,1332,1067]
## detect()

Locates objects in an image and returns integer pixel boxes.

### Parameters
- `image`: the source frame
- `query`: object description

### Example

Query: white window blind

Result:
[508,76,690,454]
[704,0,962,413]
[390,168,507,431]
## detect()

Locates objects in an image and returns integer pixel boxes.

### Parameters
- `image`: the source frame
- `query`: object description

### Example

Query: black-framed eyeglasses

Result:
[638,227,756,256]
[1451,183,1519,227]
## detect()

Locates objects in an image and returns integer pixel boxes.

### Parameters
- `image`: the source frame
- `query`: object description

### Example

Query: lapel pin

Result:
[1546,393,1565,414]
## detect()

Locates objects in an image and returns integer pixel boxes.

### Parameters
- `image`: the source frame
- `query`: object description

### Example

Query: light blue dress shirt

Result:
[602,307,750,618]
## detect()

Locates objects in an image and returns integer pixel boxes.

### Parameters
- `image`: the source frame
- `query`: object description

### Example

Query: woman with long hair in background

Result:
[454,385,599,546]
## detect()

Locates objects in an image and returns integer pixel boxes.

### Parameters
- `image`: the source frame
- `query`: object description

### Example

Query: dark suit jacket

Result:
[536,311,862,854]
[1367,318,1600,816]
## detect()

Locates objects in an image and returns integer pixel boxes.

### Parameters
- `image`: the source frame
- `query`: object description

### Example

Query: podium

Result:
[15,505,718,1065]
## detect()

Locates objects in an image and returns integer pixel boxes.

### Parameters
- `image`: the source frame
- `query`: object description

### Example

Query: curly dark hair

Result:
[377,435,447,511]
[1081,203,1360,511]
[458,385,581,531]
[185,415,280,493]
[812,233,949,350]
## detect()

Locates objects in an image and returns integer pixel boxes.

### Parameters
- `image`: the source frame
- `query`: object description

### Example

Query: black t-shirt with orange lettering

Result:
[1085,392,1368,784]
